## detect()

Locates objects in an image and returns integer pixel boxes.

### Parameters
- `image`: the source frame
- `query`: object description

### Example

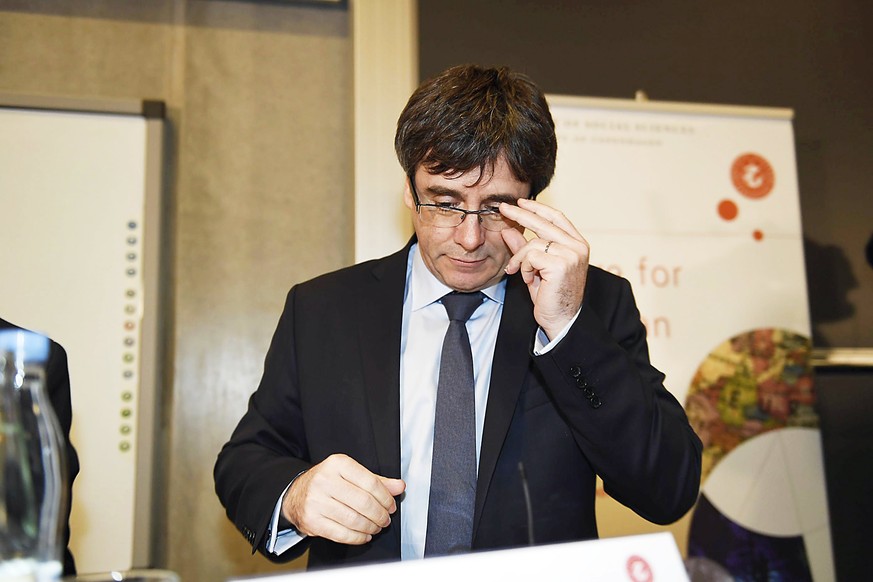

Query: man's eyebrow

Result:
[425,186,519,205]
[483,194,520,204]
[426,185,462,197]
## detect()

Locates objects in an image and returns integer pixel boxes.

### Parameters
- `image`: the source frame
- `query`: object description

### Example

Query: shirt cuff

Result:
[533,307,582,355]
[267,475,307,555]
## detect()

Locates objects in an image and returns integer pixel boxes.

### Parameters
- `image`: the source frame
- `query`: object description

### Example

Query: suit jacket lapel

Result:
[473,274,536,538]
[353,242,413,556]
[355,242,413,480]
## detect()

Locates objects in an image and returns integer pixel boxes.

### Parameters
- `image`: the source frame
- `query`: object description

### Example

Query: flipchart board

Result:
[543,95,833,580]
[0,94,165,573]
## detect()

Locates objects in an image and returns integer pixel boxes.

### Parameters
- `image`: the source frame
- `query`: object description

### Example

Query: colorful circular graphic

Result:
[684,329,832,581]
[731,153,775,199]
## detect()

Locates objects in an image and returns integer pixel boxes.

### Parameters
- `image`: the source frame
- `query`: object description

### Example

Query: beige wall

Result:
[1,1,351,579]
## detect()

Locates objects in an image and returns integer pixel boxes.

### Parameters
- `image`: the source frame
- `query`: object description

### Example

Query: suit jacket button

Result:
[589,396,603,408]
[569,365,583,378]
[576,377,589,389]
[582,387,594,399]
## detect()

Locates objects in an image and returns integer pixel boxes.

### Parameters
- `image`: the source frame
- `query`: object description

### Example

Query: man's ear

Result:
[403,176,415,210]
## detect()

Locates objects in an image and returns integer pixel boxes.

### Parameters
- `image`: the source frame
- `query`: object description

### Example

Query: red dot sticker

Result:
[718,199,738,221]
[731,153,774,199]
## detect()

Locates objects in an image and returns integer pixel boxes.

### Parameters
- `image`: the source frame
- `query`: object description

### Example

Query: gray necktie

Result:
[425,291,484,557]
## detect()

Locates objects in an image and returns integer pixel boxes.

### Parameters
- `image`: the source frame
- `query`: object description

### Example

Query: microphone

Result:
[517,462,535,546]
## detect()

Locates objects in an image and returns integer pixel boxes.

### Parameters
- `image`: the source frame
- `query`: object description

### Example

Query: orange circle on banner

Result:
[753,229,764,241]
[718,199,739,221]
[731,153,774,199]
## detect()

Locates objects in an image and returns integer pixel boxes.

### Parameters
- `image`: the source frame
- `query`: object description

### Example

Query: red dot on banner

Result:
[753,230,764,241]
[718,199,738,221]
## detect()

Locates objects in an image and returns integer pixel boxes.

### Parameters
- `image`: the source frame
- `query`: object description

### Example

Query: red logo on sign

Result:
[731,153,774,199]
[626,555,653,582]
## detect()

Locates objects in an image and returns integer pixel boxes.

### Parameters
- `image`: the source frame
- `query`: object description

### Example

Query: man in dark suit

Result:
[214,64,702,569]
[0,317,79,575]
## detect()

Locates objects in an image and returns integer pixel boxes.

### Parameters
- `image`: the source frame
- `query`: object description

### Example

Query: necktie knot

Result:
[441,292,484,323]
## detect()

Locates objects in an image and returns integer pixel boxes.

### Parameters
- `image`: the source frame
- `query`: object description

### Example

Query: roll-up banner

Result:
[544,95,833,581]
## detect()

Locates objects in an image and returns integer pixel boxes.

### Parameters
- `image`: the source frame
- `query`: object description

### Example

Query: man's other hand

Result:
[282,453,406,545]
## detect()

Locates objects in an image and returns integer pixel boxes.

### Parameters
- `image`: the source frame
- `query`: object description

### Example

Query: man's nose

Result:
[454,213,485,251]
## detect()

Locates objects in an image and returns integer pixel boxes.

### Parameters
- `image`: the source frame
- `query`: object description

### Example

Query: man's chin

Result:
[442,271,505,293]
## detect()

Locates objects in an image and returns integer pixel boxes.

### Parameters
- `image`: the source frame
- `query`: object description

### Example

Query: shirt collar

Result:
[409,243,506,312]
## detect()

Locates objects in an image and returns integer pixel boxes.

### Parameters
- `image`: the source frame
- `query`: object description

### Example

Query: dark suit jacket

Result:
[214,241,702,569]
[0,317,79,575]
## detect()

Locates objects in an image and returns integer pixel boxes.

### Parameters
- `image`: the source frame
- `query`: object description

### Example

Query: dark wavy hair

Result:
[395,64,557,198]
